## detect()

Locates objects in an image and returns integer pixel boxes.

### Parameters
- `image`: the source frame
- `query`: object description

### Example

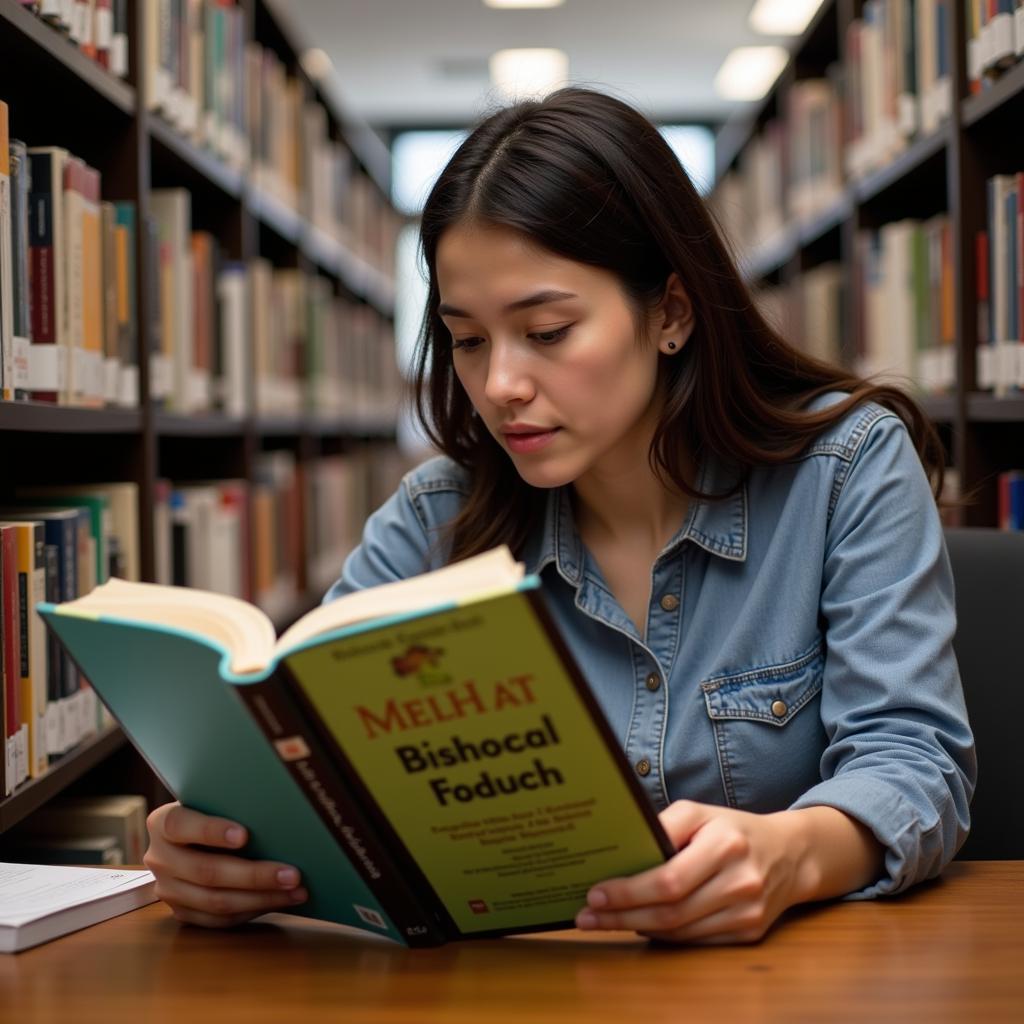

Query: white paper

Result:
[0,863,155,928]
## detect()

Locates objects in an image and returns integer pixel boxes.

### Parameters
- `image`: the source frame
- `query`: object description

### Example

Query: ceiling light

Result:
[749,0,825,35]
[713,46,788,101]
[484,0,565,8]
[489,48,569,99]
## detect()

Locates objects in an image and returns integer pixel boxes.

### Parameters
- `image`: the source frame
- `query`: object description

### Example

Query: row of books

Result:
[14,0,129,78]
[845,0,953,179]
[977,172,1023,396]
[966,0,1024,94]
[754,262,844,368]
[149,188,401,418]
[752,215,956,396]
[154,447,409,619]
[143,0,402,277]
[1,793,147,866]
[855,214,956,394]
[0,102,139,406]
[999,469,1024,529]
[0,482,138,797]
[0,115,399,415]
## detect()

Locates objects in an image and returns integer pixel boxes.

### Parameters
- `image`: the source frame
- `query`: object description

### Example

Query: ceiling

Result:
[270,0,782,133]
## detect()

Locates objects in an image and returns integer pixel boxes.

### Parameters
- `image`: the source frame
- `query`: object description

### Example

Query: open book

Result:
[39,547,672,947]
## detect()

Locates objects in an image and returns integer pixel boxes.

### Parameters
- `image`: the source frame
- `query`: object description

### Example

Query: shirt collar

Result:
[523,451,748,583]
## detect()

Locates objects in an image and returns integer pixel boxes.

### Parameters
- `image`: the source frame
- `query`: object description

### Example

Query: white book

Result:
[0,863,156,954]
[149,189,193,413]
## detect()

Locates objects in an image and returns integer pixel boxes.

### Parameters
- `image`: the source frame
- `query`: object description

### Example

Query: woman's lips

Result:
[504,428,561,454]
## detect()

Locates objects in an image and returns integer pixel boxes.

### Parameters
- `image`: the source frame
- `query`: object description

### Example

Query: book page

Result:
[275,546,524,660]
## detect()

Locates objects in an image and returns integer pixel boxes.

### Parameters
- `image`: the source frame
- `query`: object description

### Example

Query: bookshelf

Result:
[714,0,1024,529]
[0,0,404,832]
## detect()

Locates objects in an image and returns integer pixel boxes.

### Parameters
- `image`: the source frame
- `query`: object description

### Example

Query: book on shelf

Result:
[17,0,129,80]
[143,0,248,168]
[998,470,1024,529]
[19,140,138,408]
[844,0,952,179]
[854,214,955,394]
[11,793,148,865]
[966,1,1024,94]
[0,102,14,403]
[0,863,155,954]
[1,526,29,796]
[977,172,1023,396]
[38,546,674,947]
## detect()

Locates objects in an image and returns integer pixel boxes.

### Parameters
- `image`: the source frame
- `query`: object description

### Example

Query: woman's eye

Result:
[530,325,572,344]
[452,337,485,351]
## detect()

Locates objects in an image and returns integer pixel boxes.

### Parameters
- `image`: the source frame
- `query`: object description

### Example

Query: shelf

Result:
[967,394,1024,422]
[797,192,853,248]
[0,401,142,433]
[853,126,949,206]
[0,726,126,833]
[149,116,245,199]
[307,412,398,439]
[154,412,248,437]
[963,60,1024,128]
[920,395,957,422]
[740,225,798,282]
[0,2,134,116]
[248,185,304,245]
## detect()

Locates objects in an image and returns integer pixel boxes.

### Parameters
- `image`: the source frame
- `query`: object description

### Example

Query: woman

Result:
[144,88,975,943]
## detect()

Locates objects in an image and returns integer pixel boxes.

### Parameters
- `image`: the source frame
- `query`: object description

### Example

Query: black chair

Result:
[945,528,1024,859]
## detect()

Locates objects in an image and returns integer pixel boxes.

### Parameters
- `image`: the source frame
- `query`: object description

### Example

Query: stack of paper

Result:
[0,862,157,953]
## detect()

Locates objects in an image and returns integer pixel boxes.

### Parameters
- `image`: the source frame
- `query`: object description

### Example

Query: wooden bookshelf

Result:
[714,0,1024,529]
[0,727,125,833]
[0,0,401,832]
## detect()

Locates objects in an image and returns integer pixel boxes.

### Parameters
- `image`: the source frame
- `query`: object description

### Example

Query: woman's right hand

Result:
[143,802,308,928]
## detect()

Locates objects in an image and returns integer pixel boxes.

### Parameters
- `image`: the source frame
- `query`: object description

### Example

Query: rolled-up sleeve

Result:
[789,413,976,898]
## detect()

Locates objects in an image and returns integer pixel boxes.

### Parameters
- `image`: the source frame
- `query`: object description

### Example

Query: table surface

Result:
[3,861,1023,1024]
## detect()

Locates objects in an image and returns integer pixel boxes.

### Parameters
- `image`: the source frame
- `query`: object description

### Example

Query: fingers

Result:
[584,805,744,913]
[154,874,308,922]
[144,801,306,929]
[149,802,249,850]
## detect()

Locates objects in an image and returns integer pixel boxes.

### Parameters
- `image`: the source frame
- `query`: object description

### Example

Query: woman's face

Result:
[436,221,666,490]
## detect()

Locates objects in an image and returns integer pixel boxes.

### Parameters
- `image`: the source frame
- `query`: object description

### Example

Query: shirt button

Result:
[635,758,652,777]
[659,593,680,611]
[771,699,788,718]
[645,672,661,691]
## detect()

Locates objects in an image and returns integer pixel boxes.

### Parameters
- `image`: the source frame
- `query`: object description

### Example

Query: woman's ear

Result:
[655,273,695,356]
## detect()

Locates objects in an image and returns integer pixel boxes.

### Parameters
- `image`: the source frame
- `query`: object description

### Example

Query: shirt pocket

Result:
[700,640,827,812]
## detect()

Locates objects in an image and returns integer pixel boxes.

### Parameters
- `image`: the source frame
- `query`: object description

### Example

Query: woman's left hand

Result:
[575,800,816,945]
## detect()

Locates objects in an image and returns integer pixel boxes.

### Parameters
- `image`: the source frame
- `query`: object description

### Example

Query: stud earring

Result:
[667,341,677,351]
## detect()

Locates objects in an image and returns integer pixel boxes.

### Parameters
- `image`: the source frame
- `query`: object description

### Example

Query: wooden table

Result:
[3,861,1022,1023]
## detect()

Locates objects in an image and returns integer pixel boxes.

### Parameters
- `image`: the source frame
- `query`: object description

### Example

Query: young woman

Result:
[144,88,975,943]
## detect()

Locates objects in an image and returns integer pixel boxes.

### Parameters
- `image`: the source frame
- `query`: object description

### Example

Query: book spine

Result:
[0,102,12,402]
[236,667,449,946]
[2,528,23,791]
[10,140,32,400]
[27,149,62,403]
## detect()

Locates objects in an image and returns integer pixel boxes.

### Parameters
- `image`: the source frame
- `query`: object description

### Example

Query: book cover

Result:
[38,557,672,945]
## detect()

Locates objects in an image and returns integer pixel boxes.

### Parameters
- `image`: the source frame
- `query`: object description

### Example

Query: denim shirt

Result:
[323,394,976,899]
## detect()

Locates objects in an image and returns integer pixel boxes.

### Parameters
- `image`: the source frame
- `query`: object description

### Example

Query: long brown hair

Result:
[412,87,945,563]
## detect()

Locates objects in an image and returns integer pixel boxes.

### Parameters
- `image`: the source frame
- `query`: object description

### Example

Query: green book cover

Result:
[38,561,672,945]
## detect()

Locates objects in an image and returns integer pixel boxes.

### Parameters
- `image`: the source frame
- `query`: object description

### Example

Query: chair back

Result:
[945,528,1024,859]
